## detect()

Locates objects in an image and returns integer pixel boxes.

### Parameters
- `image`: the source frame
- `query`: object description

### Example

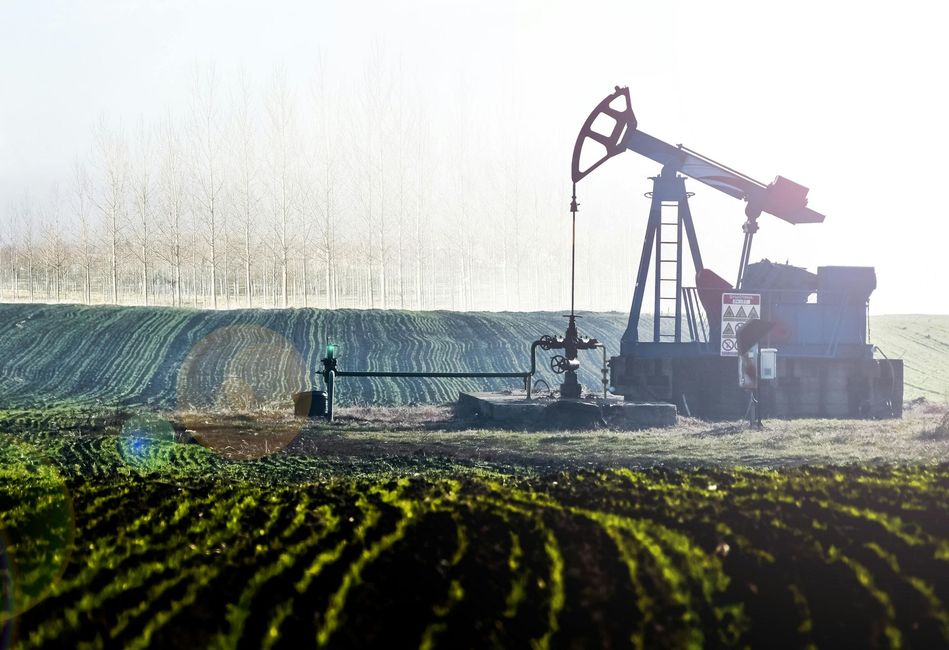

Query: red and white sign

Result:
[720,292,760,357]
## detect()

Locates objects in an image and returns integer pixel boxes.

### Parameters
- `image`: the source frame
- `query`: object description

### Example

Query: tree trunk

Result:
[428,233,436,309]
[302,254,308,308]
[324,257,332,309]
[210,196,217,310]
[223,231,229,309]
[281,248,288,308]
[191,239,197,308]
[142,238,148,306]
[272,258,278,308]
[244,225,252,308]
[110,207,118,304]
[173,234,181,308]
[84,264,90,304]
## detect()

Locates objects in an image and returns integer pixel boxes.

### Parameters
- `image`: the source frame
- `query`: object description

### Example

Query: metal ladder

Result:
[654,202,683,342]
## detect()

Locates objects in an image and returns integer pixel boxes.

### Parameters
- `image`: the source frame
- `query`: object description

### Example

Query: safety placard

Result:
[720,292,760,357]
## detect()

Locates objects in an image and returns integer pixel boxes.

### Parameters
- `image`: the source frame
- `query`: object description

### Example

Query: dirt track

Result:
[164,400,949,470]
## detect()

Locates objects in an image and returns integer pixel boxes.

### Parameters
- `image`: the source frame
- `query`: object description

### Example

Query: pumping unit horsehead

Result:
[570,86,902,418]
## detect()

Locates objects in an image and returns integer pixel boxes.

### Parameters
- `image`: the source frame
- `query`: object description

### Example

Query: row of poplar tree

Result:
[1,59,634,313]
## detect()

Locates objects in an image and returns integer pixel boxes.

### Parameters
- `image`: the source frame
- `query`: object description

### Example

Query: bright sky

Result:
[1,0,947,314]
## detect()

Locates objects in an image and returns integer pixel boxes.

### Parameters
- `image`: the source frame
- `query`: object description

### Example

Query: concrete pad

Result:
[602,401,677,429]
[456,392,676,429]
[456,392,547,424]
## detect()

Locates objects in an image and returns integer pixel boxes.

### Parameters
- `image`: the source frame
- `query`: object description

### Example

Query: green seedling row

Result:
[1,434,948,649]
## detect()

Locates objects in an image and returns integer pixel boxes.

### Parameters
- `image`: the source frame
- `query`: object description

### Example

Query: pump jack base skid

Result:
[610,354,904,420]
[456,392,676,430]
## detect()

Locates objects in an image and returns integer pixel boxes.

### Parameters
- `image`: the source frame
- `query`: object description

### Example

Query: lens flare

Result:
[117,413,178,472]
[175,325,308,459]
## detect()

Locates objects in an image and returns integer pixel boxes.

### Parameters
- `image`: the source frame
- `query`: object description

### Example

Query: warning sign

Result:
[720,292,761,357]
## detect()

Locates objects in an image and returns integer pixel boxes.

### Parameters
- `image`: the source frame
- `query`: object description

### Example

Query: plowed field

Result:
[0,305,945,408]
[2,431,949,649]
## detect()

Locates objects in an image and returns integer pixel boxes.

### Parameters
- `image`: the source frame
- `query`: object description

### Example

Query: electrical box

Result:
[760,348,777,380]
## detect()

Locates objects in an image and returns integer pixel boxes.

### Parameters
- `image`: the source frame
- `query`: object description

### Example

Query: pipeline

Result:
[320,339,609,421]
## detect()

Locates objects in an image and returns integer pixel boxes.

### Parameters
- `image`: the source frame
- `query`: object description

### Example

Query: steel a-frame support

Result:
[620,166,704,355]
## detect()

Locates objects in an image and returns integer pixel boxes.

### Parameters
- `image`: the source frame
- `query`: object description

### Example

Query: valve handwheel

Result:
[550,355,568,374]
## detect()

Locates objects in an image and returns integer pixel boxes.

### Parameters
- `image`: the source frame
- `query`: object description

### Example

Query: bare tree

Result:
[297,180,315,308]
[6,199,30,302]
[157,112,188,307]
[450,81,474,311]
[27,202,39,302]
[0,49,591,312]
[190,208,200,308]
[232,70,261,308]
[353,84,377,307]
[0,204,8,302]
[191,65,225,309]
[0,229,14,302]
[510,177,522,310]
[352,45,395,309]
[413,102,429,310]
[309,54,342,308]
[92,117,129,304]
[73,159,95,304]
[265,67,299,308]
[4,206,19,301]
[40,186,70,301]
[131,119,154,305]
[370,46,390,309]
[221,188,231,308]
[393,58,409,309]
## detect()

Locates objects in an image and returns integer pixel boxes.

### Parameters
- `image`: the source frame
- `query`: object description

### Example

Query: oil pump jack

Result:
[571,87,903,418]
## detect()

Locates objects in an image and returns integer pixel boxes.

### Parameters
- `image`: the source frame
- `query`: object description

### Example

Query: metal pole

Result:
[334,371,530,379]
[654,209,662,342]
[756,346,763,426]
[327,369,335,422]
[736,217,758,289]
[623,178,662,353]
[675,204,683,342]
[570,183,578,317]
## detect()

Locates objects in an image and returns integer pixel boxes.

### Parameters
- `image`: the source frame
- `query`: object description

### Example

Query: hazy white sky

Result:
[2,0,948,313]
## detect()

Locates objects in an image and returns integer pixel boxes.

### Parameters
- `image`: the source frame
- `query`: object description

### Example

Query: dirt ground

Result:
[167,398,949,468]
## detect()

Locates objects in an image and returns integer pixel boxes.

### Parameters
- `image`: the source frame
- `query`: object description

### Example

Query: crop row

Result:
[2,435,948,648]
[0,304,630,410]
